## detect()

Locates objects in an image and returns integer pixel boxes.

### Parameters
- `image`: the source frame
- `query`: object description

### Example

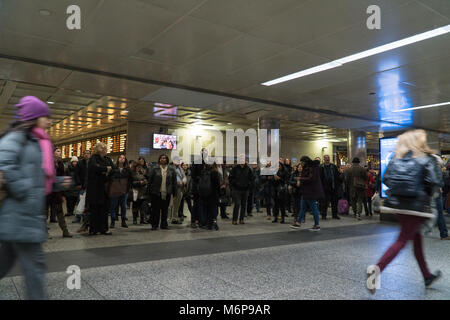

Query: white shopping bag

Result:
[75,192,86,215]
[372,192,381,213]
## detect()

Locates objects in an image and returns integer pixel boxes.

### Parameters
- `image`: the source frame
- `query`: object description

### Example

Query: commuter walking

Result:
[87,142,114,235]
[131,164,149,225]
[47,148,72,237]
[73,150,90,225]
[363,169,376,217]
[216,160,231,220]
[346,157,367,220]
[290,156,324,231]
[64,156,81,218]
[368,130,442,294]
[272,161,290,223]
[108,154,131,228]
[289,164,303,221]
[168,157,185,225]
[179,163,194,220]
[247,163,261,216]
[431,155,450,240]
[148,155,177,230]
[0,96,71,299]
[229,156,253,225]
[319,155,341,220]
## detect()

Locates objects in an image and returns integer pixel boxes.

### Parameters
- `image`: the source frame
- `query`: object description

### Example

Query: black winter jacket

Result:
[148,165,177,198]
[383,153,440,218]
[229,165,253,191]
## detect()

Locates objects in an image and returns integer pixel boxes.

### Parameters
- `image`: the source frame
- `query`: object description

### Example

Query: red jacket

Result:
[366,172,375,198]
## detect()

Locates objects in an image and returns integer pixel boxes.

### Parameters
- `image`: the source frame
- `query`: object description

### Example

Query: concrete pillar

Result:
[347,130,367,165]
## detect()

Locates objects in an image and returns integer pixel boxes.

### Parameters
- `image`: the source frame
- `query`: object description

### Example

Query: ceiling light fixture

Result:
[262,24,450,86]
[393,101,450,112]
[47,101,55,104]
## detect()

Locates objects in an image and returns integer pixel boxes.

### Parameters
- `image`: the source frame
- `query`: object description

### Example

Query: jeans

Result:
[377,214,432,278]
[297,199,320,226]
[436,195,448,239]
[232,190,248,221]
[0,242,47,300]
[110,193,128,222]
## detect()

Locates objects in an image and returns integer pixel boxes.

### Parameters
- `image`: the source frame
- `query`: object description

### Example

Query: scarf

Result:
[160,165,168,200]
[32,127,55,195]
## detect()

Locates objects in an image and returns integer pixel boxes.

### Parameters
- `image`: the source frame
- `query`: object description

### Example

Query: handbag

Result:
[338,198,349,214]
[445,192,450,209]
[108,178,128,198]
[372,192,381,213]
[132,188,139,202]
[75,192,86,215]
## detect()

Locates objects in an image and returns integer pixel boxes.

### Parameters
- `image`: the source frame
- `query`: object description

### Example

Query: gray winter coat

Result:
[0,130,63,243]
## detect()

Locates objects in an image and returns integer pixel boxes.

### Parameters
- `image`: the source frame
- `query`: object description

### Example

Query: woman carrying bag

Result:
[367,130,442,294]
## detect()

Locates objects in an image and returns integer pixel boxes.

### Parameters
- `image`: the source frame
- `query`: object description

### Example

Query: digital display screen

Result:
[153,134,177,150]
[379,137,398,198]
[59,132,127,159]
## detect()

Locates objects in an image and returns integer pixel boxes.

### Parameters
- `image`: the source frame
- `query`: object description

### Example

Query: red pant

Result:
[377,214,432,278]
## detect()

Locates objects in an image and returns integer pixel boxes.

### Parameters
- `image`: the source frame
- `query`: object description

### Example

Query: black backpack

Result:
[384,157,424,197]
[198,169,212,197]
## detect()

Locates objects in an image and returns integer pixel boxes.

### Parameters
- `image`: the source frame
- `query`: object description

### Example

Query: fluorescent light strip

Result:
[262,24,450,86]
[393,102,450,112]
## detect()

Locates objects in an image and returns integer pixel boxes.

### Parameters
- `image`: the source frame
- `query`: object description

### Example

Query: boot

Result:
[63,229,73,238]
[121,221,128,228]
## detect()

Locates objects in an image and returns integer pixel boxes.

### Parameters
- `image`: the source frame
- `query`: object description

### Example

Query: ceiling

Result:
[1,0,450,149]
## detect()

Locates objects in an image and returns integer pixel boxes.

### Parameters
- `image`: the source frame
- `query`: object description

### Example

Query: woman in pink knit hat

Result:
[0,96,71,300]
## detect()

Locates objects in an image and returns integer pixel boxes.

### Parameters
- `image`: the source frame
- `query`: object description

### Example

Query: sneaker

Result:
[290,222,301,229]
[309,225,321,231]
[425,271,442,287]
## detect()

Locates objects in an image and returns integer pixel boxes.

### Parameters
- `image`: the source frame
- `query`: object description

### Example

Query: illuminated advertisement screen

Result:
[379,137,398,198]
[153,134,177,150]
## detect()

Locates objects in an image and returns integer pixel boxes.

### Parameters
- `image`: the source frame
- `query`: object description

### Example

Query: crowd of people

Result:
[0,96,448,299]
[49,145,387,236]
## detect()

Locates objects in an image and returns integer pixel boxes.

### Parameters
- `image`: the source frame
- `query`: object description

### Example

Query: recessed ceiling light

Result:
[39,9,51,16]
[393,101,450,112]
[262,24,450,86]
[47,101,55,104]
[227,122,232,125]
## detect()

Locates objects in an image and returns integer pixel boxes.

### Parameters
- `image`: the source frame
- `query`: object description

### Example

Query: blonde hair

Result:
[395,129,434,158]
[94,142,107,154]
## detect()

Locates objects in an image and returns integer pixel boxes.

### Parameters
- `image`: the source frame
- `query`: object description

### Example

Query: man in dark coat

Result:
[319,155,341,220]
[345,157,368,220]
[229,155,253,224]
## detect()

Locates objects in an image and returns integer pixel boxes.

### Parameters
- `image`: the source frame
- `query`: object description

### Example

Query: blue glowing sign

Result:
[379,137,398,198]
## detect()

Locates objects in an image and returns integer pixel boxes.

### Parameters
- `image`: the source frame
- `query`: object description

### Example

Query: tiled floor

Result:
[1,209,449,300]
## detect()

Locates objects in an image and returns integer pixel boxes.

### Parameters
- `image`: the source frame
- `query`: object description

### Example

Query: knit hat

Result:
[15,96,50,121]
[71,156,79,163]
